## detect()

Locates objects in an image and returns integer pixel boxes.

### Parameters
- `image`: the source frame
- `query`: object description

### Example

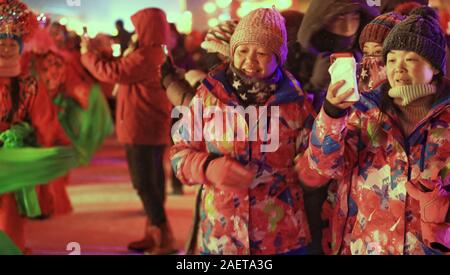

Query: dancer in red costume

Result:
[0,0,70,250]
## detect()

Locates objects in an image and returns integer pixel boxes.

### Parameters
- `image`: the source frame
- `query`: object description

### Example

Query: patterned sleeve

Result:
[170,87,210,186]
[305,106,362,180]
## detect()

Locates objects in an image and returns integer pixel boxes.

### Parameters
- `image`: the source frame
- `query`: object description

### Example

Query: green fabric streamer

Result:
[0,84,113,216]
[0,123,41,217]
[0,231,22,255]
[15,188,41,218]
[0,122,36,148]
[0,146,78,195]
[54,83,114,165]
[0,83,113,250]
[0,123,78,215]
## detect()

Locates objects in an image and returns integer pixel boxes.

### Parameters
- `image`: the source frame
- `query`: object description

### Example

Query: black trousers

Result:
[170,118,183,192]
[303,183,330,255]
[125,144,167,226]
[171,169,183,192]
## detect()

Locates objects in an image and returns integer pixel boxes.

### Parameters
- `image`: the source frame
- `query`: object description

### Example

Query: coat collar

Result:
[202,63,312,109]
[357,85,449,148]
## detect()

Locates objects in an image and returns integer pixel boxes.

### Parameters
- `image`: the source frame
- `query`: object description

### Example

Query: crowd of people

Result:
[0,0,449,255]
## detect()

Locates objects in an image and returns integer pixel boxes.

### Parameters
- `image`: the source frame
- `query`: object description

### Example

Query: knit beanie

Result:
[230,8,288,65]
[383,7,447,75]
[394,2,423,15]
[380,0,429,14]
[359,12,405,51]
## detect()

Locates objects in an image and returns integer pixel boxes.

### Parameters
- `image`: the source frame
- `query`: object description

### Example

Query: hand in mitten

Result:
[201,20,239,57]
[406,178,450,224]
[205,156,255,191]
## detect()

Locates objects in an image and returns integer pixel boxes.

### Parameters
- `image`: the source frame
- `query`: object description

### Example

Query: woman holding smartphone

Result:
[301,7,449,255]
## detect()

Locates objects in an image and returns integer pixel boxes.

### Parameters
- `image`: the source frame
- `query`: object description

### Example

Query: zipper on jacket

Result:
[405,139,412,181]
[246,111,252,163]
[249,141,252,162]
[411,104,447,134]
[402,107,445,181]
[419,130,429,172]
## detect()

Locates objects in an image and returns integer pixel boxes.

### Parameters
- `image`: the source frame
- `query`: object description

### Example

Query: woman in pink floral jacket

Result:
[301,7,449,255]
[171,8,316,254]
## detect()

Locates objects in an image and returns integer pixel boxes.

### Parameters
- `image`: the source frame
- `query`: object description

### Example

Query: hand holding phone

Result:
[80,35,90,54]
[328,53,360,102]
[160,45,177,88]
[161,44,171,58]
[82,26,89,38]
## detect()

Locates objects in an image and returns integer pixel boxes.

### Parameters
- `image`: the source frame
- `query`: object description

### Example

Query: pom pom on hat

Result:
[359,12,405,51]
[201,20,238,57]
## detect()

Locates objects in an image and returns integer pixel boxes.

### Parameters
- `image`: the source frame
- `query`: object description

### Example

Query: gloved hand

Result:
[201,19,239,57]
[205,156,255,191]
[161,57,176,80]
[310,52,332,91]
[406,178,450,224]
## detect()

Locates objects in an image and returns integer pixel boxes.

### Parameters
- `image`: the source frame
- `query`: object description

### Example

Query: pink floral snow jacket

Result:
[304,83,450,255]
[171,65,315,255]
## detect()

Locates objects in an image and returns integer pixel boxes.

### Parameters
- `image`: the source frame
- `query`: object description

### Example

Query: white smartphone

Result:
[161,44,169,57]
[329,53,360,102]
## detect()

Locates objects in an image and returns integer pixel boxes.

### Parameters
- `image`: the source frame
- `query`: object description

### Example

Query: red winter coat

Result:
[81,8,172,145]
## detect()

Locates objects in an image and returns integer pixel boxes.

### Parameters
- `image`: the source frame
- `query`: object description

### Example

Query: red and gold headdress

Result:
[0,0,38,42]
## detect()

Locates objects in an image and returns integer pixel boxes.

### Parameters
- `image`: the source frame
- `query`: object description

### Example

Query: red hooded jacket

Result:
[81,8,172,145]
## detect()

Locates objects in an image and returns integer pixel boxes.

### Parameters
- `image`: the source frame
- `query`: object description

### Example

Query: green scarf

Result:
[0,123,41,217]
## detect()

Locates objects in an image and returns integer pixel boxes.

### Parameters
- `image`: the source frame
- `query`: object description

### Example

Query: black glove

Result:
[161,57,176,80]
[310,52,331,91]
[160,57,177,89]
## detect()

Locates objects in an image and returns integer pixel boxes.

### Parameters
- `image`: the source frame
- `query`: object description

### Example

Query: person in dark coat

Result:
[295,0,379,255]
[112,19,132,57]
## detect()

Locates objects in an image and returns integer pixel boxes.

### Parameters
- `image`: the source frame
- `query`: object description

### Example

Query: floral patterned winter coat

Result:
[171,65,315,255]
[304,83,450,255]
